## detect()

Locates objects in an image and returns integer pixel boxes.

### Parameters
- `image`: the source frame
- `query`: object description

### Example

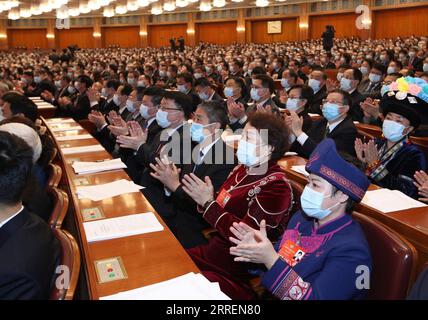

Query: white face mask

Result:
[236,139,260,167]
[382,119,407,142]
[300,186,340,220]
[126,99,136,112]
[368,73,381,83]
[113,94,121,106]
[156,109,171,128]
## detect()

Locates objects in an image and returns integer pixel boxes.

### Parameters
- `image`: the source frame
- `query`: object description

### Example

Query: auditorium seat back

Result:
[50,229,81,300]
[46,163,62,189]
[352,211,418,300]
[48,187,69,229]
[288,179,304,215]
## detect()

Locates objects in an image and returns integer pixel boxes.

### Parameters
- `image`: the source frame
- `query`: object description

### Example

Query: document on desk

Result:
[46,118,75,124]
[76,179,144,201]
[361,189,428,213]
[83,212,163,242]
[72,158,127,174]
[291,165,309,177]
[56,134,93,141]
[62,145,105,155]
[51,125,82,132]
[100,272,230,300]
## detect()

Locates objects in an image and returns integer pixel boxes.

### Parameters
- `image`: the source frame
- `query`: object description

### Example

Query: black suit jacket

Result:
[309,85,328,115]
[0,208,60,299]
[292,115,357,158]
[227,97,250,132]
[168,139,236,248]
[57,91,91,121]
[187,89,202,112]
[349,89,365,122]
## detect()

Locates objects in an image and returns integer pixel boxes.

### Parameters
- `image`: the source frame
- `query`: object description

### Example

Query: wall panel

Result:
[103,26,140,48]
[148,24,187,48]
[8,28,47,48]
[250,18,298,43]
[309,13,359,39]
[57,28,94,48]
[196,21,237,45]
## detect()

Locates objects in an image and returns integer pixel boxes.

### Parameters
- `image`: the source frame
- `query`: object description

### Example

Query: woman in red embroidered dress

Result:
[181,113,293,299]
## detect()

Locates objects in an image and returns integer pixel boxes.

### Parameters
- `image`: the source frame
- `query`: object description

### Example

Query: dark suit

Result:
[227,97,249,132]
[246,98,281,116]
[360,80,382,98]
[0,208,60,299]
[309,85,328,115]
[292,116,357,158]
[22,173,52,222]
[187,88,202,112]
[57,91,91,121]
[124,119,163,182]
[167,139,236,248]
[93,97,119,114]
[25,80,57,97]
[208,92,224,102]
[349,89,365,122]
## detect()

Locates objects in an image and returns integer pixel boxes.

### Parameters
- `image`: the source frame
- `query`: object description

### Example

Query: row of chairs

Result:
[44,148,81,300]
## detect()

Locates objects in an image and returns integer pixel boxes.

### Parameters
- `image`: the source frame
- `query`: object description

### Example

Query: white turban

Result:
[0,123,42,164]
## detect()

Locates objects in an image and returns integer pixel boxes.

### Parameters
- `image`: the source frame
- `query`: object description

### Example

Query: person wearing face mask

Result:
[56,75,92,121]
[149,101,236,248]
[358,59,373,92]
[41,75,73,106]
[165,64,178,89]
[307,68,328,115]
[283,84,314,146]
[339,68,365,121]
[408,47,424,71]
[127,71,138,88]
[270,57,285,79]
[89,79,121,114]
[194,77,223,102]
[360,63,385,98]
[181,113,292,299]
[290,89,357,158]
[176,72,201,111]
[229,138,372,300]
[355,77,428,198]
[25,69,56,98]
[247,74,280,116]
[224,77,249,131]
[229,59,244,78]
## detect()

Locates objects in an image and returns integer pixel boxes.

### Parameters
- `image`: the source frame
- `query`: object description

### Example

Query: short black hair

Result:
[349,67,363,83]
[287,70,299,82]
[177,72,194,85]
[0,131,34,204]
[372,62,386,75]
[247,112,290,161]
[106,79,121,90]
[197,100,229,130]
[329,89,352,108]
[143,86,164,106]
[163,90,193,119]
[77,75,93,88]
[288,84,314,109]
[121,83,133,96]
[1,92,38,122]
[227,76,246,93]
[252,66,266,76]
[194,77,212,89]
[254,74,275,94]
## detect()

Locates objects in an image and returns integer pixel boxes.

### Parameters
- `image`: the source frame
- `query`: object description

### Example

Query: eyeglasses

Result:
[322,99,344,106]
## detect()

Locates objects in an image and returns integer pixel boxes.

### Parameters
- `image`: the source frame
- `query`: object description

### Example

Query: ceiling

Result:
[0,0,325,19]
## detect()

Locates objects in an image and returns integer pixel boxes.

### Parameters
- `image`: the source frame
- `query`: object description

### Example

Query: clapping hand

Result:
[181,173,214,207]
[414,170,428,202]
[354,138,379,166]
[149,155,182,192]
[229,220,279,269]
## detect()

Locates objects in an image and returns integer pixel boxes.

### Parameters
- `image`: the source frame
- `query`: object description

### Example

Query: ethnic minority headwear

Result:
[305,139,370,202]
[381,76,428,129]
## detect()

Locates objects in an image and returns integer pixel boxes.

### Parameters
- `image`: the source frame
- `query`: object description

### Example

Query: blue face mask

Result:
[139,104,150,119]
[281,78,290,89]
[382,119,407,142]
[286,98,301,112]
[126,99,136,113]
[380,85,389,97]
[300,186,339,220]
[34,76,41,84]
[156,109,171,128]
[223,86,234,98]
[250,88,261,102]
[177,84,187,93]
[67,86,76,94]
[198,91,210,101]
[322,102,341,121]
[190,122,212,143]
[339,78,352,92]
[113,94,121,106]
[237,139,259,167]
[308,78,320,92]
[359,66,369,76]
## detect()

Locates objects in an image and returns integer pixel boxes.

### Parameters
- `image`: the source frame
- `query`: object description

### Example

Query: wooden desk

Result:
[278,155,428,275]
[41,117,199,299]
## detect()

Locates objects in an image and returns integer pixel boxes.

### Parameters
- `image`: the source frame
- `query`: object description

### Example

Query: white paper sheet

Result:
[76,179,143,201]
[284,151,298,156]
[62,145,104,155]
[29,96,41,100]
[83,212,163,242]
[37,104,55,109]
[56,134,93,141]
[72,158,127,174]
[51,125,82,132]
[100,272,230,300]
[291,165,309,177]
[46,118,75,124]
[361,189,427,213]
